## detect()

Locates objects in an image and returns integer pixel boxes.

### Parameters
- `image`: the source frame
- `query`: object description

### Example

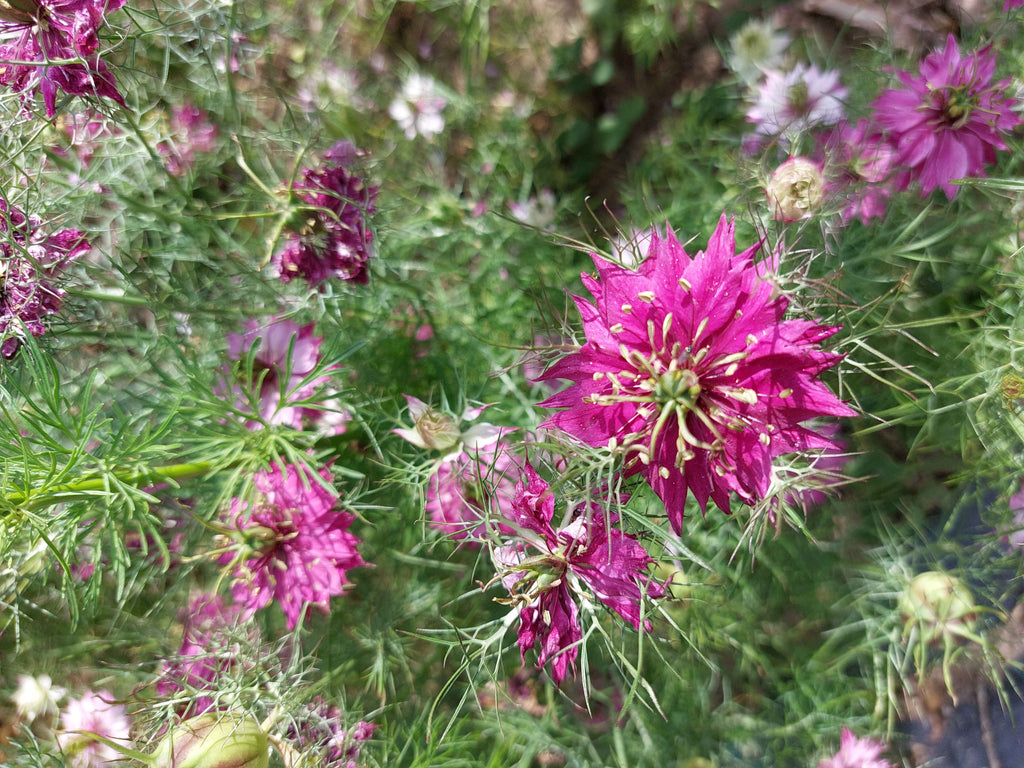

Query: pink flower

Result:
[221,317,335,430]
[537,215,855,533]
[817,728,894,768]
[1006,0,1024,10]
[158,102,218,176]
[272,140,378,287]
[871,34,1021,199]
[56,690,132,768]
[220,463,365,630]
[0,199,90,358]
[747,64,847,143]
[821,119,897,225]
[287,699,376,768]
[0,0,126,117]
[425,442,521,542]
[157,593,254,716]
[493,463,664,684]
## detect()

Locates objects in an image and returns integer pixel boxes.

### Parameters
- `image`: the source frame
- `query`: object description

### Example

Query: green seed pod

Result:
[152,712,269,768]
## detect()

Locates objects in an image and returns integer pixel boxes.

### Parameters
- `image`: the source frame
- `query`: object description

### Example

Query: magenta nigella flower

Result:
[1,199,90,358]
[219,462,364,630]
[425,442,521,542]
[537,215,855,533]
[871,34,1021,199]
[492,463,664,684]
[0,0,126,117]
[56,689,132,768]
[817,728,894,768]
[221,317,336,430]
[272,140,377,288]
[747,64,847,143]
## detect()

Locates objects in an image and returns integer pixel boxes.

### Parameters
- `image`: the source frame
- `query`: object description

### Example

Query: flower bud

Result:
[152,712,269,768]
[899,571,976,645]
[766,157,825,222]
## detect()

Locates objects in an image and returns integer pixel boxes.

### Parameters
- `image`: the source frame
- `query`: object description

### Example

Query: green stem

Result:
[5,461,213,512]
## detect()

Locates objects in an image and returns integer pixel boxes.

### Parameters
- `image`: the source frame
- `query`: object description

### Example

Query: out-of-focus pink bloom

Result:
[56,690,132,768]
[747,64,847,143]
[221,317,335,430]
[821,119,897,225]
[158,102,218,176]
[272,141,378,287]
[817,728,894,768]
[425,442,521,542]
[157,593,253,716]
[0,0,126,116]
[872,34,1020,199]
[288,699,376,768]
[388,72,446,140]
[492,463,664,684]
[1006,0,1024,11]
[0,198,90,358]
[219,463,364,630]
[537,214,855,533]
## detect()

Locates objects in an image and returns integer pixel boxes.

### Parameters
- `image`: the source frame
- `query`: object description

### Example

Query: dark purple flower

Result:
[0,0,126,117]
[1,198,89,358]
[871,34,1021,199]
[537,215,855,533]
[493,463,664,684]
[219,462,365,630]
[272,141,378,288]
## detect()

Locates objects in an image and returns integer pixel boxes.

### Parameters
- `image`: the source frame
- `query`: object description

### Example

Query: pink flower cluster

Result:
[56,689,132,768]
[0,0,126,116]
[272,141,378,288]
[0,199,90,358]
[158,102,219,176]
[219,462,364,630]
[537,215,854,533]
[287,698,376,768]
[817,728,894,768]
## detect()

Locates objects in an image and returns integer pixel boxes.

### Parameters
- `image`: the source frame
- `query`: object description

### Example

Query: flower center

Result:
[787,81,810,115]
[934,86,976,129]
[654,367,700,408]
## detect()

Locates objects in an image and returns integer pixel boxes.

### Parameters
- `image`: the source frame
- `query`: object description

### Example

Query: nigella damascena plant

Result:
[766,156,825,222]
[218,462,365,630]
[272,140,378,288]
[746,63,847,146]
[491,463,664,684]
[1,199,90,359]
[871,34,1021,199]
[537,215,856,534]
[0,0,126,117]
[220,317,340,430]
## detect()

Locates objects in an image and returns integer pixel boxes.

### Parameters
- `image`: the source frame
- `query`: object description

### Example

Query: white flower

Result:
[766,156,825,221]
[508,189,557,229]
[747,64,847,144]
[388,73,447,140]
[393,396,508,462]
[12,674,65,723]
[727,18,791,85]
